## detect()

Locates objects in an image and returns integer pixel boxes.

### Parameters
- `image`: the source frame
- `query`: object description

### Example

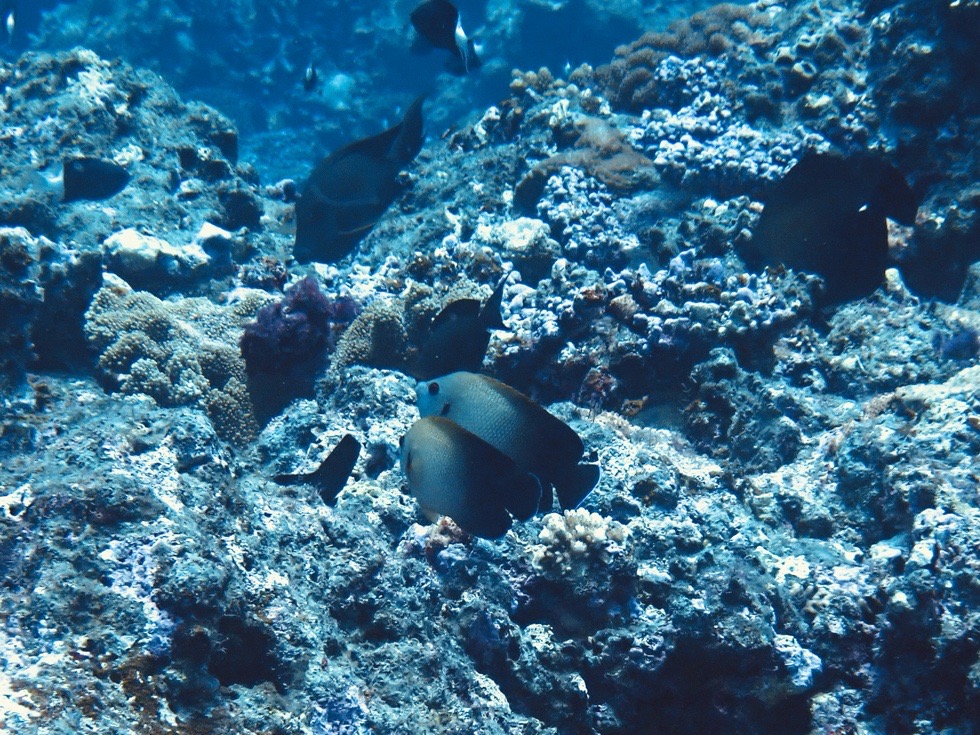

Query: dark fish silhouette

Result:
[415,273,511,379]
[294,96,425,264]
[741,150,917,305]
[303,61,318,92]
[400,416,540,538]
[274,434,361,506]
[410,0,480,74]
[62,156,131,202]
[416,371,600,511]
[4,4,14,44]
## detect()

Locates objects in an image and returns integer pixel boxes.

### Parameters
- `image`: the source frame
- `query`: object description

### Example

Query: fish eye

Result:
[428,382,440,395]
[440,401,451,416]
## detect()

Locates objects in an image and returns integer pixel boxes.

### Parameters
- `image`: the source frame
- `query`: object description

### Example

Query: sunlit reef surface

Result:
[1,0,979,733]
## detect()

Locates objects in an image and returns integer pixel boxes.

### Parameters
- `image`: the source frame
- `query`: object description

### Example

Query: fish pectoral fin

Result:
[334,222,379,237]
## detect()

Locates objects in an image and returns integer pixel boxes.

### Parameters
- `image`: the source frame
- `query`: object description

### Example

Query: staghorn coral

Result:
[84,275,270,444]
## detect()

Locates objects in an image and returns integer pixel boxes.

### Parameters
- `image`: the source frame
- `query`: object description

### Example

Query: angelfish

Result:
[400,416,540,538]
[293,96,425,264]
[416,372,600,511]
[410,0,481,74]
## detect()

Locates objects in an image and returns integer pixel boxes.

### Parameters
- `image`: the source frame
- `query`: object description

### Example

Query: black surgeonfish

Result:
[741,150,917,305]
[274,434,361,506]
[62,156,131,202]
[410,0,481,74]
[416,371,600,511]
[415,273,511,379]
[400,416,540,538]
[293,96,425,264]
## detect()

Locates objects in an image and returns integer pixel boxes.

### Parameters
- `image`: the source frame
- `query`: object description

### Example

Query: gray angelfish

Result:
[400,416,540,538]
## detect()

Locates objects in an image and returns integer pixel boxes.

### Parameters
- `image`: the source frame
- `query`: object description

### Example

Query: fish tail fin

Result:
[875,162,918,225]
[504,472,542,522]
[553,463,601,510]
[388,95,425,166]
[480,272,512,331]
[29,168,64,200]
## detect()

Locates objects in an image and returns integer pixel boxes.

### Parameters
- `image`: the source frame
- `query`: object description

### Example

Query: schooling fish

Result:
[294,96,425,264]
[410,0,481,74]
[274,434,361,506]
[415,273,511,379]
[741,150,917,305]
[416,372,600,511]
[400,416,540,538]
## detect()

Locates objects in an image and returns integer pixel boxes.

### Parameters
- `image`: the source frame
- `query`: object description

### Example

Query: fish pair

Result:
[401,372,601,539]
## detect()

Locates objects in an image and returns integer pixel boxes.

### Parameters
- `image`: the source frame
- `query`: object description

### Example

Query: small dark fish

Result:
[741,150,917,305]
[400,416,540,538]
[274,434,361,506]
[294,96,425,264]
[415,273,511,379]
[416,371,600,511]
[410,0,480,74]
[932,328,980,362]
[303,62,318,91]
[62,156,131,202]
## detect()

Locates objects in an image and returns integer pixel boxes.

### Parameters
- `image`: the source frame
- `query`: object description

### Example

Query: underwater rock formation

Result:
[1,0,979,732]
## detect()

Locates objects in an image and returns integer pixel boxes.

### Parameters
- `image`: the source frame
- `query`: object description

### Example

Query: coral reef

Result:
[1,0,979,732]
[83,275,268,444]
[521,510,635,636]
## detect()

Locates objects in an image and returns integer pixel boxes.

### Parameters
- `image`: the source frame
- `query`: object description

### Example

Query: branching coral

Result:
[518,509,636,636]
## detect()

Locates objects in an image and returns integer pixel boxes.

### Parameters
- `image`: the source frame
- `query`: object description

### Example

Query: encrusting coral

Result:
[84,275,269,444]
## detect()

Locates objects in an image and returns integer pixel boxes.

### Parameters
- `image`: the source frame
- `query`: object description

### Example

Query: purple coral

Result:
[239,277,358,373]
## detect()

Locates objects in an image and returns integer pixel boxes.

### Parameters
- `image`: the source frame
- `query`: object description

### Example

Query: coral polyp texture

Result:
[1,0,979,733]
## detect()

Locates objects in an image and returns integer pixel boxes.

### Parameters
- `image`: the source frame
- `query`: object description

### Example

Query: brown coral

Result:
[593,3,775,111]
